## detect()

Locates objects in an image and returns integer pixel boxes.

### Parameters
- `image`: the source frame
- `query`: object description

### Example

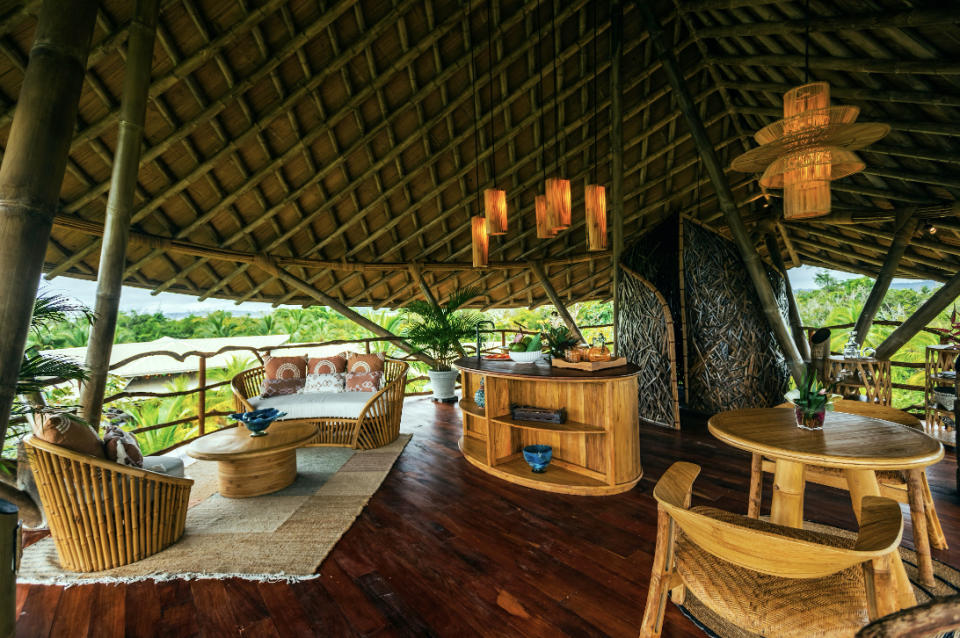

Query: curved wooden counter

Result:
[453,357,642,496]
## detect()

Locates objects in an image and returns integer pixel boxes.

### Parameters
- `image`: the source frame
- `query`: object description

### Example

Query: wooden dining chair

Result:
[640,462,905,638]
[748,402,947,576]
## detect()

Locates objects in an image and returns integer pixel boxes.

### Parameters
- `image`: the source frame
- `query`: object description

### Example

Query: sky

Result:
[38,264,901,316]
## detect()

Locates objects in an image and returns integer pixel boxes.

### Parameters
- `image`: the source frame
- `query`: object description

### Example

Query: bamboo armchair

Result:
[640,462,905,638]
[231,359,409,450]
[24,436,193,572]
[748,401,946,585]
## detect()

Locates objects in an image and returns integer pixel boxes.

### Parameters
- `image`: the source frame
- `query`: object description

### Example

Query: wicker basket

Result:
[933,386,956,411]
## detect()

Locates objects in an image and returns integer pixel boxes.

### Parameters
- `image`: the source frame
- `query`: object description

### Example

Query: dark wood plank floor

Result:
[14,398,960,637]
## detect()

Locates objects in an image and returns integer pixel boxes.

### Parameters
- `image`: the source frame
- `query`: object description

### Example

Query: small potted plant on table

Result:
[400,286,481,402]
[785,364,837,430]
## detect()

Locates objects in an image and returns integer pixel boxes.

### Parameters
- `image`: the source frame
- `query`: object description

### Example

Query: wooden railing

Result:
[12,324,614,456]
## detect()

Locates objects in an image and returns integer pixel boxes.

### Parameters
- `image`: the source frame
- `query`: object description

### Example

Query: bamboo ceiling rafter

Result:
[0,0,948,311]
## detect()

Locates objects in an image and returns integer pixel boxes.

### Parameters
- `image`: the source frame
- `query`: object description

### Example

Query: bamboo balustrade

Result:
[11,326,614,456]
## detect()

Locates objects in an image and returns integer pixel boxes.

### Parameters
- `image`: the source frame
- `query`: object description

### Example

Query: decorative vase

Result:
[795,406,825,431]
[522,444,553,473]
[229,408,287,437]
[427,369,459,401]
[474,380,485,408]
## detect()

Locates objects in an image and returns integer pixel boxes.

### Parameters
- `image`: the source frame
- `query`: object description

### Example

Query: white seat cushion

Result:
[142,455,185,478]
[249,391,376,420]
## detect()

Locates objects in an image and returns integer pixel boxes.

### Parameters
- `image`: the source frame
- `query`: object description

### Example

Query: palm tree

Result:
[257,314,276,335]
[200,310,237,338]
[400,287,482,371]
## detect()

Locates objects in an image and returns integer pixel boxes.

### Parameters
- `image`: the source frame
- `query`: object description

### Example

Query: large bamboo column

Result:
[853,211,918,344]
[875,271,960,361]
[763,230,810,360]
[409,264,439,307]
[0,499,18,638]
[531,261,584,343]
[0,0,99,445]
[81,0,160,427]
[257,259,434,366]
[610,0,624,355]
[637,1,804,382]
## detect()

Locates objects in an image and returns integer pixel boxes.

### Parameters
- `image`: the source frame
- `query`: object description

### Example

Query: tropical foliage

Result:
[400,287,482,371]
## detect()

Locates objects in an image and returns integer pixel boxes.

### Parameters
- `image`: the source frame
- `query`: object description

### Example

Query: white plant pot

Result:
[427,369,459,400]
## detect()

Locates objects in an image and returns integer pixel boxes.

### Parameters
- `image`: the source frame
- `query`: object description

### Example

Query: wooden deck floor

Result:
[14,398,960,637]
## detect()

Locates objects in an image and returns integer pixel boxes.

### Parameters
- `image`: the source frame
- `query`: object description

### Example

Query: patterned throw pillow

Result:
[346,371,383,392]
[32,413,106,459]
[346,352,385,374]
[261,355,307,397]
[303,373,345,393]
[102,425,144,468]
[307,355,346,375]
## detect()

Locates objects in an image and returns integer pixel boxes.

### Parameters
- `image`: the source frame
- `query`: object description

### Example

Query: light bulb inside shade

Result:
[585,184,607,251]
[546,178,571,231]
[484,188,507,235]
[471,215,488,267]
[535,195,556,238]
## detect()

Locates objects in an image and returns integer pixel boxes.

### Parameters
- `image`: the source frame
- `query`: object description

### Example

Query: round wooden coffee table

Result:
[187,422,318,498]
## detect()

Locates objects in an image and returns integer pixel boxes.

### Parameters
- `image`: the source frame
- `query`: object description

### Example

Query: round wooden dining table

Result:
[708,407,944,611]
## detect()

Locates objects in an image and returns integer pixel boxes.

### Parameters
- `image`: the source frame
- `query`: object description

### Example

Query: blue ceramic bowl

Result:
[228,409,287,437]
[522,444,553,473]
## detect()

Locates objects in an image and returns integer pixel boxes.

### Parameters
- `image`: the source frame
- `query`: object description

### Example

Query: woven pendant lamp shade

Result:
[471,215,488,267]
[546,178,571,231]
[535,195,556,238]
[484,188,507,235]
[730,81,889,220]
[585,184,607,251]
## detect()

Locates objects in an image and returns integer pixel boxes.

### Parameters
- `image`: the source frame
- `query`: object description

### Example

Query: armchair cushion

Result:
[346,371,383,392]
[346,352,385,374]
[103,424,144,467]
[249,391,376,420]
[307,355,346,374]
[261,355,307,397]
[143,455,185,478]
[32,413,105,459]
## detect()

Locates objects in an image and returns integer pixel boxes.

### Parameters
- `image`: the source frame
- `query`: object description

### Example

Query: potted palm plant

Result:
[400,287,481,401]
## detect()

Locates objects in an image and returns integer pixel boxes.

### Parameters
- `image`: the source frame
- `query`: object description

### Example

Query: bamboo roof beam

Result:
[694,10,960,38]
[531,261,584,343]
[638,0,803,382]
[875,272,960,360]
[712,54,960,75]
[717,80,960,109]
[853,211,920,343]
[80,0,160,427]
[789,236,946,280]
[763,226,809,360]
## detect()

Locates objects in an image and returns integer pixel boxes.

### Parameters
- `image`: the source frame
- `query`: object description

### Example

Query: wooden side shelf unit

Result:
[454,357,642,496]
[824,356,892,405]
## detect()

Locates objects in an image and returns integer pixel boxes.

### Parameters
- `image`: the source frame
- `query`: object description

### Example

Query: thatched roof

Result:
[2,0,959,308]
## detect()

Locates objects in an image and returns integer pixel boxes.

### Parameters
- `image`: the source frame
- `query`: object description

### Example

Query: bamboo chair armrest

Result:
[356,376,403,424]
[854,496,904,555]
[27,436,195,488]
[653,461,700,509]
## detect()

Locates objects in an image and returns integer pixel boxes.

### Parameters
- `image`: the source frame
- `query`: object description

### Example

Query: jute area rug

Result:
[678,519,960,638]
[17,434,410,585]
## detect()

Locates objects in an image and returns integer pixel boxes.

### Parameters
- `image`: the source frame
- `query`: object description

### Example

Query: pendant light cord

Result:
[804,0,810,83]
[592,0,598,183]
[487,0,495,188]
[537,0,545,185]
[552,0,560,175]
[468,1,481,215]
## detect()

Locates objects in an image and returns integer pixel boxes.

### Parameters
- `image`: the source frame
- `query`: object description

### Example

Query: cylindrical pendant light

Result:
[484,188,507,235]
[585,184,607,251]
[472,215,489,267]
[546,177,571,231]
[535,194,556,238]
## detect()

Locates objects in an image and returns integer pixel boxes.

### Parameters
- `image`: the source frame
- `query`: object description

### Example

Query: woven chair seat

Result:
[675,507,871,638]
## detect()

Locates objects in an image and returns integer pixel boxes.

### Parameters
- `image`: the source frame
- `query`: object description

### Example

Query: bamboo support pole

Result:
[197,356,206,436]
[531,261,584,343]
[255,259,434,366]
[409,264,439,307]
[763,230,810,361]
[636,0,803,383]
[81,0,160,427]
[0,0,98,446]
[854,212,919,345]
[875,272,960,361]
[0,499,18,638]
[610,0,624,356]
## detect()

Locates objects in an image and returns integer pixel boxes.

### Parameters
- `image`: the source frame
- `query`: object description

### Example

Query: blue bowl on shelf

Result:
[228,408,287,437]
[522,444,553,473]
